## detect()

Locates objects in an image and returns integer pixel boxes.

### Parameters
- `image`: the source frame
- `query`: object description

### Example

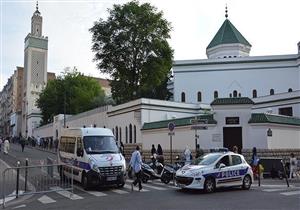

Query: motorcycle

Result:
[127,161,163,183]
[146,155,164,175]
[160,156,184,184]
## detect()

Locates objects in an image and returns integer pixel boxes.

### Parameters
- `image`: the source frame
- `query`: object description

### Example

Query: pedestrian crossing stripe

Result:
[38,195,56,204]
[262,188,288,192]
[110,189,128,194]
[280,190,300,196]
[123,184,149,192]
[141,183,167,190]
[49,187,83,200]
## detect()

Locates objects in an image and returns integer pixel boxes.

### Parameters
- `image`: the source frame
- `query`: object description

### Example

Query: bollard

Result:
[25,158,28,192]
[16,161,20,198]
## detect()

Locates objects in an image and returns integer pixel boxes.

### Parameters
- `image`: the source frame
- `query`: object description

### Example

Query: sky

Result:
[1,0,300,91]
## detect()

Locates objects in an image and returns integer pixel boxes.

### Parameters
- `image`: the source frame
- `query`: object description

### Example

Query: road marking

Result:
[259,184,294,188]
[12,204,26,209]
[151,181,179,189]
[111,189,129,194]
[123,184,149,192]
[262,188,288,192]
[280,191,300,196]
[38,195,56,204]
[73,185,107,197]
[142,183,167,190]
[0,191,24,205]
[50,187,83,200]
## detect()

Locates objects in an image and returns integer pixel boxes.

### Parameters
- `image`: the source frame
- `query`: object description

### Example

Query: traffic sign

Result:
[168,132,175,136]
[168,122,175,132]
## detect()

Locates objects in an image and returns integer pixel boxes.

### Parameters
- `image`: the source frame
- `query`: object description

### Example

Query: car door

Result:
[229,155,245,186]
[215,155,232,187]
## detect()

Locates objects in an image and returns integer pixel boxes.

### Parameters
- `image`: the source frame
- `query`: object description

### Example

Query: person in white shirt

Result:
[289,153,298,179]
[130,145,142,191]
[3,139,10,155]
[184,146,192,165]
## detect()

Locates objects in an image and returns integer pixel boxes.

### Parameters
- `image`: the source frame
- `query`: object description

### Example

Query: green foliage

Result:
[37,68,105,125]
[90,0,173,104]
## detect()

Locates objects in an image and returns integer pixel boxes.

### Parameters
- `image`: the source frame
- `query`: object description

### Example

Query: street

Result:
[1,144,300,210]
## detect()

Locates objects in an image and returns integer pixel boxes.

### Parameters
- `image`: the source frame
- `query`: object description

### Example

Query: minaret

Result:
[206,5,252,59]
[22,1,48,137]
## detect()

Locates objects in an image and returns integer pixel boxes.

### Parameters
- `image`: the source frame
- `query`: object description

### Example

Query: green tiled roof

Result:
[142,115,217,130]
[207,19,251,49]
[249,113,300,126]
[211,97,254,106]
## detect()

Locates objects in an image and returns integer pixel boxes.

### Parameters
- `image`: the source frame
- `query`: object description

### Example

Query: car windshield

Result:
[191,153,223,166]
[83,136,119,154]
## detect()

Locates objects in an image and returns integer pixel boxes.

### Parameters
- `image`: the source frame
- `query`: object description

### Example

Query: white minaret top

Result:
[31,1,42,37]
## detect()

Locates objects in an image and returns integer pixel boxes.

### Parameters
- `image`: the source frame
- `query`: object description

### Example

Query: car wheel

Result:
[204,177,215,193]
[242,175,252,190]
[161,175,170,184]
[82,174,90,190]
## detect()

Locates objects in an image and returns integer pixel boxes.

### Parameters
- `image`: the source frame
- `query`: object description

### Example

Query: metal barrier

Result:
[2,161,74,208]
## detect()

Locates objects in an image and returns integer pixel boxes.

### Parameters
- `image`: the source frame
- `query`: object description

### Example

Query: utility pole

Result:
[64,85,66,128]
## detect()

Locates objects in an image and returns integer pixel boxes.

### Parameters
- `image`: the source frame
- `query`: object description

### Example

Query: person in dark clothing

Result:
[20,137,25,152]
[120,141,125,156]
[195,144,204,158]
[251,147,259,178]
[151,144,157,156]
[157,144,164,164]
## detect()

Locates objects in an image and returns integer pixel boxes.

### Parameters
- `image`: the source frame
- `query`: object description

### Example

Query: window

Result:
[270,89,274,95]
[216,155,229,168]
[129,124,132,143]
[233,90,237,97]
[288,88,293,92]
[125,126,128,143]
[134,125,136,143]
[59,136,76,154]
[119,127,122,142]
[214,91,218,99]
[252,89,257,98]
[229,93,232,98]
[181,92,185,102]
[238,93,241,97]
[279,107,293,116]
[231,155,242,165]
[197,91,202,102]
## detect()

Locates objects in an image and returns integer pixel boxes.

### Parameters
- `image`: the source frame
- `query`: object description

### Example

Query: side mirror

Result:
[77,148,83,157]
[219,163,226,169]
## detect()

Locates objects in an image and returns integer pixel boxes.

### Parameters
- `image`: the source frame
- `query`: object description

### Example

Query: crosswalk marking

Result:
[262,188,288,192]
[123,184,149,192]
[111,189,129,194]
[84,190,108,197]
[151,181,179,189]
[38,195,56,204]
[50,187,83,200]
[142,183,167,190]
[280,191,300,196]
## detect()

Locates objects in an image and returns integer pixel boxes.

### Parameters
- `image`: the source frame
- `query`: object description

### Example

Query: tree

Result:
[37,68,105,125]
[90,1,173,104]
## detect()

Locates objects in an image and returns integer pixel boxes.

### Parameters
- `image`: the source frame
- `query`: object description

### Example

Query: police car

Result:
[175,152,253,193]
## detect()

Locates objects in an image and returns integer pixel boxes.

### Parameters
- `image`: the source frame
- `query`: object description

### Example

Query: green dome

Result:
[207,19,251,49]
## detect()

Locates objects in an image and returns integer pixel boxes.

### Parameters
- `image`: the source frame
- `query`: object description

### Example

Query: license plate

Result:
[107,176,117,181]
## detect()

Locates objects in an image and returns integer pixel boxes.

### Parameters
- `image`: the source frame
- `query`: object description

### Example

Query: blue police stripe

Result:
[203,168,248,179]
[59,155,91,170]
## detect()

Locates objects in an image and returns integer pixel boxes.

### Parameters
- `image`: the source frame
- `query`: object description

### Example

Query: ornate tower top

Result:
[225,5,228,19]
[31,1,42,37]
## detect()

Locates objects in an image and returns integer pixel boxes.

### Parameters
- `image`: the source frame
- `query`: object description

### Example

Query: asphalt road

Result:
[1,144,299,210]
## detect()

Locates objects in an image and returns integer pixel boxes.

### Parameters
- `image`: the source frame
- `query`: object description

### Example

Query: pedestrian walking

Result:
[251,147,259,179]
[157,144,164,164]
[184,145,192,165]
[20,137,25,152]
[130,145,143,191]
[289,153,298,179]
[3,138,10,155]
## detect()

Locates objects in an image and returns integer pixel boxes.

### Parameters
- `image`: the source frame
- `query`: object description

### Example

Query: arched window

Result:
[214,91,218,99]
[119,127,122,142]
[233,90,238,97]
[125,126,128,144]
[229,93,232,98]
[288,88,293,92]
[129,124,132,143]
[238,93,241,97]
[134,125,136,143]
[252,89,257,98]
[197,91,202,102]
[115,126,118,141]
[270,89,274,95]
[181,92,185,102]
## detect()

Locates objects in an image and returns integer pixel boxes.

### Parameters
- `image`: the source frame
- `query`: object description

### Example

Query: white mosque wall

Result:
[267,126,300,149]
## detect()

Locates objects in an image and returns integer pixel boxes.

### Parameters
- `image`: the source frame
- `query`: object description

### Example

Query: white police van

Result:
[58,127,126,190]
[175,152,253,193]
